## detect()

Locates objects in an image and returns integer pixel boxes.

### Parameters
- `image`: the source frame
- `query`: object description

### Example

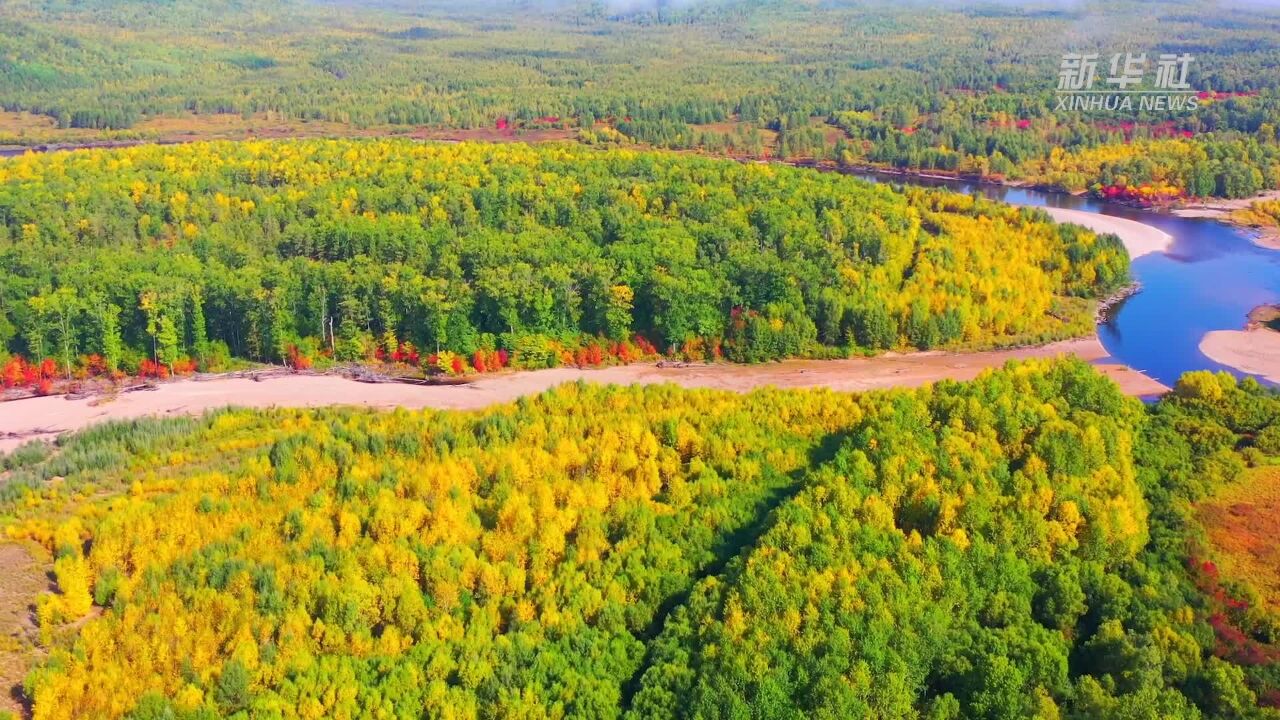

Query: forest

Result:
[0,0,1278,198]
[0,139,1127,377]
[1,359,1278,718]
[2,0,1279,716]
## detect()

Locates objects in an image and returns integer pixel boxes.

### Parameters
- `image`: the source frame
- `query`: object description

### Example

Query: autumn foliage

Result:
[285,344,312,371]
[0,140,1127,374]
[1,356,56,389]
[3,361,1279,718]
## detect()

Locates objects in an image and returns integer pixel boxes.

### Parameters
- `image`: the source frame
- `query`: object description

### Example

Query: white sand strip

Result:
[0,337,1167,454]
[1036,206,1173,259]
[1200,329,1280,384]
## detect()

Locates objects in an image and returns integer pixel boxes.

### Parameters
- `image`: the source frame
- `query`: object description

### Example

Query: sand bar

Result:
[1174,190,1280,219]
[1036,207,1173,259]
[1200,329,1280,384]
[0,337,1167,454]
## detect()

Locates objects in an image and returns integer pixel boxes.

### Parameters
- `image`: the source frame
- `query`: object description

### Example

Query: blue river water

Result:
[854,172,1280,388]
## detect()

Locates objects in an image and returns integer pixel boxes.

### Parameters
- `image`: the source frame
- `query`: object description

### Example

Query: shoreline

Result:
[1200,329,1280,384]
[0,337,1167,454]
[1199,304,1280,384]
[1034,207,1174,259]
[1172,190,1280,250]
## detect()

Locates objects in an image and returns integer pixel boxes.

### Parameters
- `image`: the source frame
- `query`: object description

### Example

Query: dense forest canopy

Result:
[0,140,1126,374]
[2,360,1279,718]
[0,0,1277,197]
[1,1,1280,717]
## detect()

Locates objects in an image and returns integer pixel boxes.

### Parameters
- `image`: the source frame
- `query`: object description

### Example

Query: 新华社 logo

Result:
[1056,52,1199,113]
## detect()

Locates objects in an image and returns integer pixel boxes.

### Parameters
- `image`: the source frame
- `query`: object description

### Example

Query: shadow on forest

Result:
[619,428,855,710]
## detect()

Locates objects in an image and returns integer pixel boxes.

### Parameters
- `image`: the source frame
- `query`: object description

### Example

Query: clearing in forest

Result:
[1198,466,1280,612]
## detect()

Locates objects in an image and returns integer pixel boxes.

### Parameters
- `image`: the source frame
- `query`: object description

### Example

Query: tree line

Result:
[0,140,1128,375]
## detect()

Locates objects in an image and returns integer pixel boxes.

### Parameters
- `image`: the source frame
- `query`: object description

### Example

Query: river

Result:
[852,172,1280,389]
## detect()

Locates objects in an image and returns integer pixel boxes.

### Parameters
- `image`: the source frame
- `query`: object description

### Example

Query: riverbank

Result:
[0,337,1167,454]
[1174,190,1280,250]
[1035,207,1174,259]
[1200,329,1280,384]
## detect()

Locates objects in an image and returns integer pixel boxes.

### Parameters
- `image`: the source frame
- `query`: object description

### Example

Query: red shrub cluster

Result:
[555,336,659,368]
[1261,689,1280,709]
[2,359,24,388]
[375,342,421,365]
[986,116,1031,130]
[2,356,56,389]
[609,341,643,364]
[1208,614,1273,666]
[679,337,723,362]
[391,342,420,365]
[428,336,657,375]
[84,354,109,377]
[1095,183,1184,204]
[632,334,659,356]
[1189,554,1279,666]
[573,343,605,367]
[471,348,508,373]
[286,344,313,371]
[138,359,171,380]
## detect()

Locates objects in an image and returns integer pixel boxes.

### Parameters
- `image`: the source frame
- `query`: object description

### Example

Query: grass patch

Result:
[1197,465,1280,613]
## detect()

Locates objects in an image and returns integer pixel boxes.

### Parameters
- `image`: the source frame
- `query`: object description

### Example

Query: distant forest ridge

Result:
[1,0,1278,197]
